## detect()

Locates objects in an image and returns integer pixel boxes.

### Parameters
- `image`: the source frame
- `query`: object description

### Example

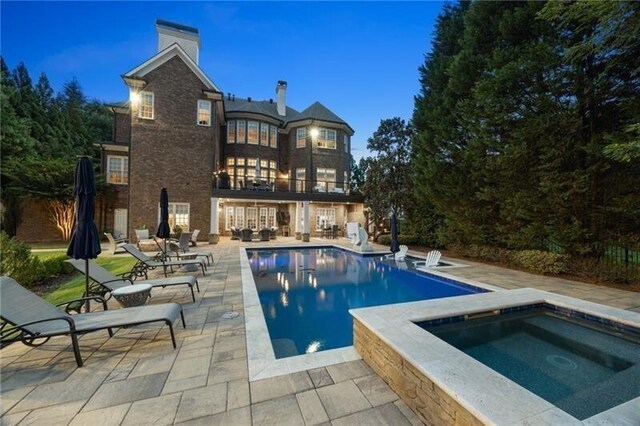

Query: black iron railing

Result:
[213,175,357,196]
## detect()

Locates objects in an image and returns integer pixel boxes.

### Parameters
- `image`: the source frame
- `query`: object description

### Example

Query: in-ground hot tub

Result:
[350,288,640,425]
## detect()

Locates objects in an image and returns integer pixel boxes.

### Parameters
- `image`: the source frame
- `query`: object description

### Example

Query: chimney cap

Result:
[277,80,288,87]
[156,19,199,36]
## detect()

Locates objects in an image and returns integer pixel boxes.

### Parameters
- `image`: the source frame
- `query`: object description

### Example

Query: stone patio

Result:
[1,237,639,425]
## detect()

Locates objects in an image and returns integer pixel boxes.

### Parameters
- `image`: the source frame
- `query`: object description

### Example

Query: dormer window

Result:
[139,91,154,119]
[318,128,337,149]
[197,100,211,126]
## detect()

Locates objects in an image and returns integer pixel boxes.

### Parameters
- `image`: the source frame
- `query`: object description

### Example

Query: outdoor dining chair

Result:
[0,276,185,367]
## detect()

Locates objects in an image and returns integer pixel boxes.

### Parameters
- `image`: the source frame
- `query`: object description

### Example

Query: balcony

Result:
[212,175,364,203]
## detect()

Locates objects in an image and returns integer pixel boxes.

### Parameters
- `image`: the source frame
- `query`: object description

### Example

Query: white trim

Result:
[106,155,129,185]
[197,99,212,127]
[123,43,221,92]
[138,91,154,120]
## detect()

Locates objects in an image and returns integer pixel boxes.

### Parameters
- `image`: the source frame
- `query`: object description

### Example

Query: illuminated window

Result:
[318,129,337,149]
[168,203,189,231]
[315,208,336,230]
[237,121,246,143]
[107,156,128,185]
[197,100,211,126]
[296,168,306,192]
[227,157,235,166]
[296,128,306,148]
[268,208,277,228]
[270,125,277,148]
[248,121,259,144]
[316,168,336,191]
[225,207,235,230]
[260,123,269,146]
[236,207,245,228]
[344,171,348,191]
[246,207,258,230]
[139,91,154,119]
[227,120,235,143]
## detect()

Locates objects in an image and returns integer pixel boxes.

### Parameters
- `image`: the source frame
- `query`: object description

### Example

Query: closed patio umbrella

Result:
[390,212,400,254]
[66,156,101,312]
[157,188,171,271]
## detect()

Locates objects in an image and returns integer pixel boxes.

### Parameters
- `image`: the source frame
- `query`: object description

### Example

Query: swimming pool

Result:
[247,246,484,358]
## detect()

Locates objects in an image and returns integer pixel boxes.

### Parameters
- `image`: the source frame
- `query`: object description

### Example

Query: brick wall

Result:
[128,56,216,241]
[354,319,483,426]
[113,112,131,144]
[15,198,63,243]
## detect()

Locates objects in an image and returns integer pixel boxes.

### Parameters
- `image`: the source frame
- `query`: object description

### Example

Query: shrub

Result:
[377,235,420,246]
[377,235,391,245]
[0,232,45,287]
[40,253,74,277]
[511,250,568,275]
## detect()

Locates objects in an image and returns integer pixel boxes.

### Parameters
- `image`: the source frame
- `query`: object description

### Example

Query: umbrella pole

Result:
[84,258,90,313]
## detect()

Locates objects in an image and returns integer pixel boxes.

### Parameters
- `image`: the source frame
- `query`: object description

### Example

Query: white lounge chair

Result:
[415,250,442,269]
[353,227,373,252]
[385,244,408,261]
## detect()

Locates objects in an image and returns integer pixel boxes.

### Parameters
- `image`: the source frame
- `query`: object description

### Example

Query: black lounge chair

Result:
[0,276,185,367]
[66,259,200,303]
[259,228,271,241]
[154,236,213,266]
[121,244,207,277]
[241,228,253,242]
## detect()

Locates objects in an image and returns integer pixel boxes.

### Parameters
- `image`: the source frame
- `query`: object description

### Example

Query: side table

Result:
[112,284,152,307]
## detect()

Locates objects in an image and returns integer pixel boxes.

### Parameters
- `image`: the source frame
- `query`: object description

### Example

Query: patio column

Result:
[302,201,310,242]
[295,202,302,240]
[209,197,220,244]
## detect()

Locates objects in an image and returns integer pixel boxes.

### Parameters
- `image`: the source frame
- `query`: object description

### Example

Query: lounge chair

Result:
[259,228,271,241]
[104,232,128,255]
[190,229,200,246]
[385,245,408,261]
[353,228,373,252]
[241,228,253,242]
[170,233,213,265]
[0,276,185,367]
[415,250,442,269]
[66,259,200,303]
[121,244,207,277]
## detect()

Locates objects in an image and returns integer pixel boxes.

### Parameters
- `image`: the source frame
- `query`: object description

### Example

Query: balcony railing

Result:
[213,175,359,196]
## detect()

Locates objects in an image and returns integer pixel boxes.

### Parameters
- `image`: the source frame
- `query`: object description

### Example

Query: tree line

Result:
[359,1,639,266]
[1,59,112,238]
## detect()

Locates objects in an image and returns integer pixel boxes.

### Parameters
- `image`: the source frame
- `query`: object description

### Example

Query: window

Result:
[227,120,236,143]
[237,121,246,143]
[344,134,349,153]
[344,171,348,191]
[139,91,154,119]
[227,158,235,167]
[316,168,336,191]
[246,207,258,230]
[270,125,277,148]
[226,207,235,230]
[315,208,336,230]
[318,128,337,149]
[260,123,269,146]
[296,128,306,148]
[197,100,211,126]
[296,168,306,192]
[268,208,277,228]
[259,207,268,229]
[107,155,128,184]
[248,121,259,144]
[236,207,245,228]
[168,203,189,231]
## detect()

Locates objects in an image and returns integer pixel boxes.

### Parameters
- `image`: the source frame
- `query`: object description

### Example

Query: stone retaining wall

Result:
[353,319,483,426]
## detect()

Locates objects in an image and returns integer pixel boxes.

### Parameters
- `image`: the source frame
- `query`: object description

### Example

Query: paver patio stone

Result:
[15,399,84,426]
[316,380,372,419]
[251,394,304,426]
[128,351,179,379]
[0,386,34,416]
[296,389,330,425]
[70,403,131,426]
[227,378,250,410]
[331,402,412,426]
[0,410,29,426]
[393,399,424,426]
[174,382,228,423]
[208,357,248,384]
[176,406,251,426]
[83,371,168,411]
[250,371,314,404]
[122,392,182,425]
[354,374,399,406]
[162,375,208,395]
[167,354,211,382]
[1,363,76,391]
[308,367,334,388]
[326,360,372,383]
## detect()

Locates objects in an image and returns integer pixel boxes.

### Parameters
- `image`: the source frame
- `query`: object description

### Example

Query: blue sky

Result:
[1,1,442,159]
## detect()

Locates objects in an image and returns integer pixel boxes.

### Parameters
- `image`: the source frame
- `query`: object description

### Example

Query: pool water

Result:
[248,247,481,358]
[422,309,640,420]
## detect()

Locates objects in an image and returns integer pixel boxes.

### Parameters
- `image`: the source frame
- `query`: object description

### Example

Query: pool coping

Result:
[240,244,502,381]
[349,288,640,425]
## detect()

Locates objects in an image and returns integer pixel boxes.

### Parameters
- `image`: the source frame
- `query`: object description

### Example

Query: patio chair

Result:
[259,228,271,241]
[269,227,277,240]
[415,250,442,269]
[241,228,254,242]
[174,233,213,265]
[66,259,200,303]
[0,276,185,367]
[104,232,128,255]
[121,244,207,277]
[190,229,200,246]
[385,245,408,261]
[230,227,241,240]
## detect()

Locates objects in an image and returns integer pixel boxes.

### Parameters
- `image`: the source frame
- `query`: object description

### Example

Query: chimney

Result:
[276,81,287,116]
[156,19,200,64]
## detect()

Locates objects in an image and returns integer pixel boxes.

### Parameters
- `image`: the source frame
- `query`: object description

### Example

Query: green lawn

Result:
[44,256,136,306]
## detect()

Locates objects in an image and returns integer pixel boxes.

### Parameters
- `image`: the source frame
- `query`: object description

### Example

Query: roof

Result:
[106,100,130,109]
[156,19,198,36]
[288,101,349,126]
[224,97,299,122]
[122,43,221,92]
